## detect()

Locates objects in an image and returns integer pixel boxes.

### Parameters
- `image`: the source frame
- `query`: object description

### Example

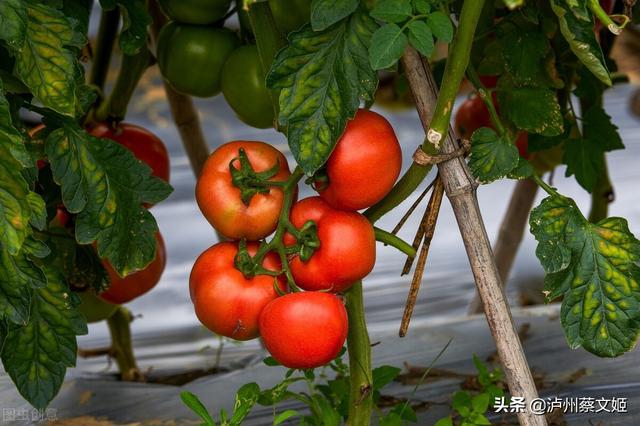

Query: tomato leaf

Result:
[370,24,408,70]
[27,191,46,231]
[0,144,34,255]
[230,383,260,425]
[311,0,359,31]
[503,30,549,85]
[500,87,563,136]
[45,124,172,276]
[180,391,215,426]
[407,20,434,58]
[0,0,27,51]
[0,84,30,169]
[413,0,431,14]
[274,410,300,425]
[507,157,534,180]
[530,196,640,357]
[12,3,86,117]
[549,0,611,85]
[0,249,47,325]
[562,137,604,192]
[583,105,624,152]
[372,365,402,390]
[99,0,151,55]
[426,11,453,43]
[370,0,412,24]
[468,128,520,183]
[1,265,87,409]
[267,9,378,175]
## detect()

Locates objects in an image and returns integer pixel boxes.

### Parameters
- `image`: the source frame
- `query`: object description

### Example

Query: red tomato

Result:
[190,241,285,340]
[285,197,375,293]
[479,75,498,89]
[100,233,167,304]
[90,123,170,183]
[196,141,291,240]
[318,109,402,211]
[516,132,529,159]
[454,94,495,140]
[259,292,348,369]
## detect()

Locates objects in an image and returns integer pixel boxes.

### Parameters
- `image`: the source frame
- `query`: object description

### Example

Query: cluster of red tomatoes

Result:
[190,109,402,369]
[156,0,310,129]
[33,122,171,321]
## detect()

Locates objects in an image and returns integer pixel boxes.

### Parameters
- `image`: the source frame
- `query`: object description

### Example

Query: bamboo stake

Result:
[402,46,546,426]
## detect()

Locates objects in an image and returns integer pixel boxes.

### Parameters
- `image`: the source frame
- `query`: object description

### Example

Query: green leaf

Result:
[45,124,172,276]
[27,192,46,231]
[471,393,490,413]
[180,391,215,426]
[22,235,51,259]
[549,0,611,85]
[14,3,85,117]
[370,24,408,70]
[0,249,47,325]
[0,145,33,255]
[413,0,431,14]
[435,417,454,426]
[507,157,534,180]
[530,196,640,357]
[372,365,401,390]
[230,383,260,425]
[503,0,525,9]
[315,396,342,426]
[100,0,151,55]
[263,356,281,366]
[500,87,563,136]
[370,0,412,23]
[267,9,378,174]
[311,0,359,31]
[0,87,27,169]
[468,128,520,183]
[563,137,604,192]
[583,105,624,152]
[0,0,27,50]
[427,11,453,42]
[452,390,472,416]
[407,20,434,58]
[1,265,87,409]
[258,378,304,406]
[503,30,549,85]
[274,410,300,425]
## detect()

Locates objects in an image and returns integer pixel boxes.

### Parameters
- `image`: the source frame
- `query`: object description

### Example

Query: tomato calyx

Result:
[292,220,321,262]
[234,239,281,279]
[229,148,282,205]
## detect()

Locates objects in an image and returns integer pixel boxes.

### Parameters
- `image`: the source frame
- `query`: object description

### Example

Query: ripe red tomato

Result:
[318,109,401,211]
[90,123,170,183]
[190,241,285,340]
[479,75,498,89]
[285,197,375,293]
[259,291,348,369]
[516,132,529,159]
[454,94,493,140]
[100,233,167,304]
[196,141,291,240]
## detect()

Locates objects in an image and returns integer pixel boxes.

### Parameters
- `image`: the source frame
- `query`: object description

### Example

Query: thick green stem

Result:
[89,9,120,91]
[245,0,286,125]
[107,306,142,381]
[345,282,372,426]
[374,227,416,258]
[588,0,623,34]
[95,46,152,123]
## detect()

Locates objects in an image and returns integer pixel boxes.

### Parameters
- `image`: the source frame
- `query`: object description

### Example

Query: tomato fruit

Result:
[90,123,170,183]
[516,132,529,159]
[157,22,239,97]
[190,241,285,340]
[479,75,498,89]
[269,0,311,35]
[285,197,375,293]
[196,140,291,240]
[159,0,231,25]
[259,292,348,369]
[100,233,167,304]
[318,109,402,211]
[221,45,275,129]
[454,94,492,140]
[77,290,118,323]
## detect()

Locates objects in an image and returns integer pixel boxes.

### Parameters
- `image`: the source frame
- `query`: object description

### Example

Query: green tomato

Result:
[269,0,311,35]
[159,0,232,25]
[221,45,274,129]
[157,22,239,98]
[77,290,118,323]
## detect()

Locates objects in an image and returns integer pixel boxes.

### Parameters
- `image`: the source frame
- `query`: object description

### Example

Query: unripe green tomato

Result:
[269,0,311,35]
[221,45,274,129]
[157,22,239,98]
[159,0,231,25]
[77,290,118,323]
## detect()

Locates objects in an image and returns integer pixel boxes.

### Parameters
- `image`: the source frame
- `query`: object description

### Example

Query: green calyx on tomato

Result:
[157,22,239,98]
[229,147,280,205]
[221,45,275,129]
[196,140,292,241]
[159,0,231,25]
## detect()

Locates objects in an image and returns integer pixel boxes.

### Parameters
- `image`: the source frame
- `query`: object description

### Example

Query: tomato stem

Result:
[466,65,507,137]
[373,227,417,258]
[588,0,623,34]
[89,9,120,93]
[107,306,142,381]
